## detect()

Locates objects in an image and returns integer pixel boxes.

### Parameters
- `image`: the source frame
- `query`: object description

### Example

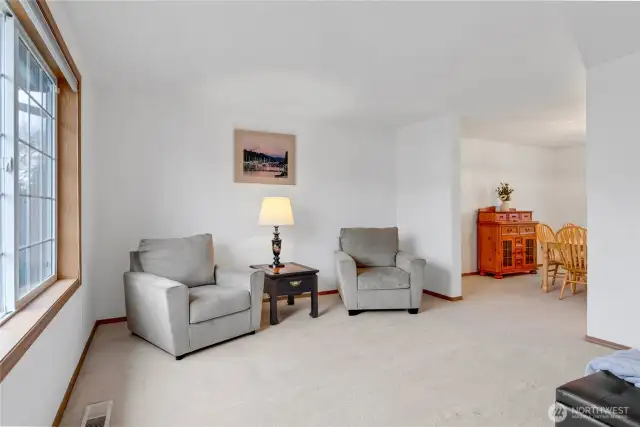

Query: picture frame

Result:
[234,129,296,185]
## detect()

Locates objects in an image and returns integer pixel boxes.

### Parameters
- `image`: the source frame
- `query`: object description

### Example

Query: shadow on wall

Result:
[398,235,452,295]
[400,235,417,255]
[461,209,478,273]
[213,243,236,266]
[424,262,452,296]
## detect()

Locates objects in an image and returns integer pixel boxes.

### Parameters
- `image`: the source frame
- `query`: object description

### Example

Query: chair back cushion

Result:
[130,251,144,272]
[137,233,215,287]
[339,227,398,267]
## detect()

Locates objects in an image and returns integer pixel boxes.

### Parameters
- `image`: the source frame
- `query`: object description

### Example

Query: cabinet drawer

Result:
[272,276,315,294]
[508,213,520,221]
[502,225,518,235]
[519,225,535,235]
[495,213,507,221]
[521,212,532,221]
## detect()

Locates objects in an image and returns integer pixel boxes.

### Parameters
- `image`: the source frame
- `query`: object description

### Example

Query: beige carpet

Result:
[61,275,610,427]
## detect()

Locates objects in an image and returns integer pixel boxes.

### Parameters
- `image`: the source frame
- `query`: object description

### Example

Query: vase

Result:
[499,200,511,212]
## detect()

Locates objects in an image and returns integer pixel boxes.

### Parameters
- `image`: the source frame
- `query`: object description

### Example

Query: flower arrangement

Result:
[496,182,514,202]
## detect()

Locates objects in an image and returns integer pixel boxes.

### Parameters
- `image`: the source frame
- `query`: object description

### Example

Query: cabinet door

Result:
[524,237,536,267]
[501,237,515,270]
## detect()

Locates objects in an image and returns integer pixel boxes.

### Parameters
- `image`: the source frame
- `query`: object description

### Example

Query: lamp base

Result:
[271,225,283,269]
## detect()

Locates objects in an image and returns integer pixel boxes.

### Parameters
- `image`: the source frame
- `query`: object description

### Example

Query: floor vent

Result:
[80,401,112,427]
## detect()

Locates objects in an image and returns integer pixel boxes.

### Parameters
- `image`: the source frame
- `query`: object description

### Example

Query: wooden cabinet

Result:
[477,206,538,279]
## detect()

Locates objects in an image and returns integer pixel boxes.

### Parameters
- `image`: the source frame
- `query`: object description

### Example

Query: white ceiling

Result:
[51,1,640,147]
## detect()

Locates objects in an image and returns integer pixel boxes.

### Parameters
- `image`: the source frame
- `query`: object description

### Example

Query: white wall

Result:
[0,288,93,426]
[396,116,462,298]
[86,89,397,319]
[460,139,586,273]
[555,145,587,228]
[586,50,640,348]
[0,5,97,425]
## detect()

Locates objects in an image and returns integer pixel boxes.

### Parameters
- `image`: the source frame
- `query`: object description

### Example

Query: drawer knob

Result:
[290,280,301,287]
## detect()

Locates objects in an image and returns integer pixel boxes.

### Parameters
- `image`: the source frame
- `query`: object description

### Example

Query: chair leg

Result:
[559,272,569,300]
[571,280,577,295]
[551,264,559,287]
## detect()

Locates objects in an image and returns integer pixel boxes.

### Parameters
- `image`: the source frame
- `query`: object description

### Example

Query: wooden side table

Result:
[250,263,319,325]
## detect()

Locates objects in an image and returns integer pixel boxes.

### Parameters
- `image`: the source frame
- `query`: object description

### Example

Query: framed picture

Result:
[234,129,296,185]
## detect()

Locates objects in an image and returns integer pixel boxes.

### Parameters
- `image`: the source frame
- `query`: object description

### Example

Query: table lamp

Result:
[259,197,294,268]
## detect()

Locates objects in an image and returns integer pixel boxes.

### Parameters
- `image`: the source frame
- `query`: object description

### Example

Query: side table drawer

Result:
[274,276,315,294]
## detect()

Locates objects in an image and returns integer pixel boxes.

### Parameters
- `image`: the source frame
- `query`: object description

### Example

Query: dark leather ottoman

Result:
[555,371,640,426]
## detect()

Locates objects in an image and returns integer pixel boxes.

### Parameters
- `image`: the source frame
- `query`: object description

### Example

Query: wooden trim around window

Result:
[0,278,80,382]
[15,275,57,310]
[0,0,82,383]
[57,79,81,280]
[6,0,81,82]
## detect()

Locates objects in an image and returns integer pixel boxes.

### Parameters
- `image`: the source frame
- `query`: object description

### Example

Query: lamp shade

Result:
[258,197,294,226]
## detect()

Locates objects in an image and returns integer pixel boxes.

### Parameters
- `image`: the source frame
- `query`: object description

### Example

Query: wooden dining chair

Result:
[555,226,587,300]
[536,223,563,289]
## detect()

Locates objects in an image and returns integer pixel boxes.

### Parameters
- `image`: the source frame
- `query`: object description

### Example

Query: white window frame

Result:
[0,10,57,318]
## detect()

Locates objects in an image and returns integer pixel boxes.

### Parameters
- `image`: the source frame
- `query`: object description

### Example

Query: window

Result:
[1,12,57,317]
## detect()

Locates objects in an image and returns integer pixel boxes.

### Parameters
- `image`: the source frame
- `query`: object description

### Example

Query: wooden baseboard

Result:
[53,316,128,426]
[585,335,631,350]
[96,316,126,325]
[422,289,463,301]
[318,290,338,296]
[52,321,97,426]
[461,272,478,277]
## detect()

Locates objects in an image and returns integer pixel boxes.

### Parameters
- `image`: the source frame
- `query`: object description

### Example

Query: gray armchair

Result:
[123,234,264,360]
[335,227,425,315]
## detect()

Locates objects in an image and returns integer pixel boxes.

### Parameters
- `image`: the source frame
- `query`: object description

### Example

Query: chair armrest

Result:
[216,266,265,331]
[335,251,358,310]
[123,272,190,356]
[396,251,426,309]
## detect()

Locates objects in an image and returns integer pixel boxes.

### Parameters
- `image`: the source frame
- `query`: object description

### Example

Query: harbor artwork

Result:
[234,129,296,185]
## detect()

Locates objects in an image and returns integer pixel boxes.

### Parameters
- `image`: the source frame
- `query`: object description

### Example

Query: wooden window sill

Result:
[0,278,81,382]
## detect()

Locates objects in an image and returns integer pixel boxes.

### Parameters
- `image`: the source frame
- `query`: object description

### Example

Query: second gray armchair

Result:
[335,227,425,315]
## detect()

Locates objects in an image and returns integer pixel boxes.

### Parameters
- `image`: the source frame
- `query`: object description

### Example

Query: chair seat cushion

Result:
[189,285,250,324]
[357,267,410,290]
